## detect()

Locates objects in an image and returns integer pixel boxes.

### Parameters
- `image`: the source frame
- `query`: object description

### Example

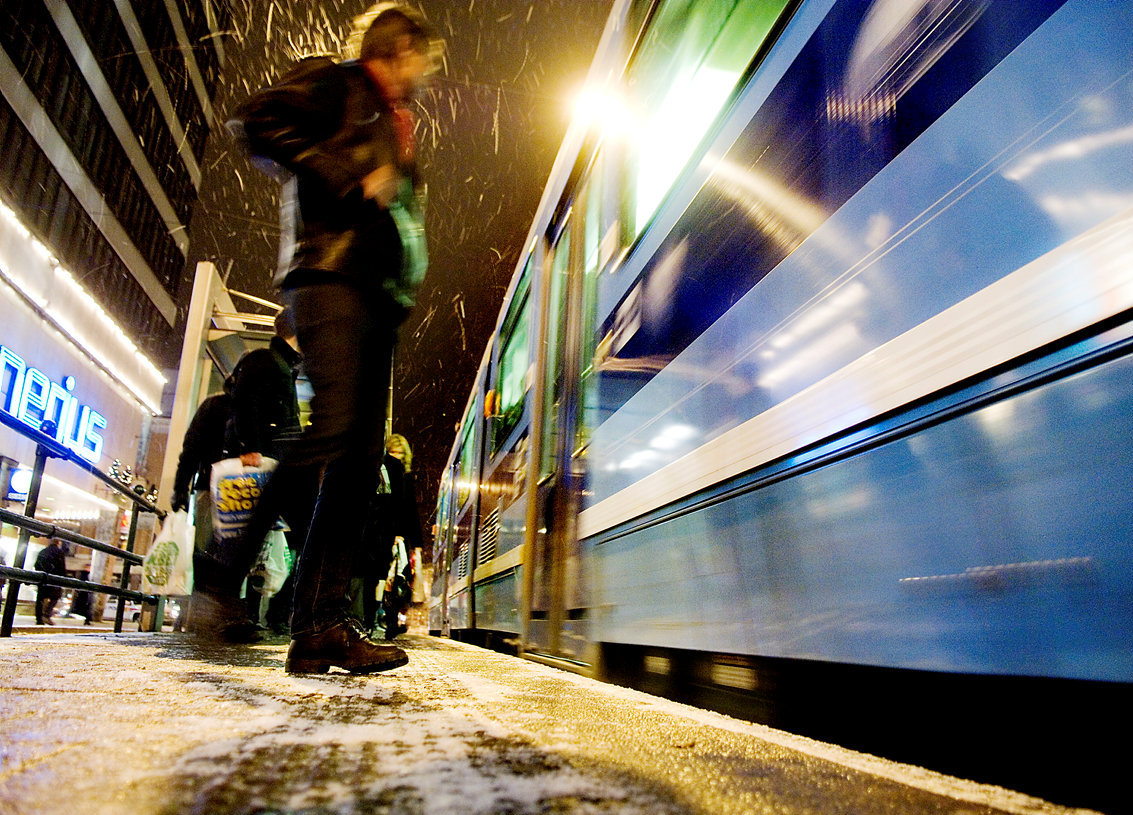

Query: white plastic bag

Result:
[209,456,277,544]
[248,528,291,597]
[141,510,194,595]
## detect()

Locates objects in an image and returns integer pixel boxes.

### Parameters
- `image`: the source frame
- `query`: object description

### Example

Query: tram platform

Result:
[0,631,1106,815]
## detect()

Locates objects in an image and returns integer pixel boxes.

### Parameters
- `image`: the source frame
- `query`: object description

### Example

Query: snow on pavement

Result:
[0,633,1102,815]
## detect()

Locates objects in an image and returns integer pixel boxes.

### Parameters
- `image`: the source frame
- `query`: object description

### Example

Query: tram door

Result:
[430,461,456,635]
[527,211,591,662]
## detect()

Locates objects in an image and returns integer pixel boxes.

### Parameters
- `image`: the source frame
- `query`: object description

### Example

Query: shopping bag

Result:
[210,456,277,544]
[385,180,428,308]
[141,510,194,595]
[383,537,413,610]
[248,528,292,597]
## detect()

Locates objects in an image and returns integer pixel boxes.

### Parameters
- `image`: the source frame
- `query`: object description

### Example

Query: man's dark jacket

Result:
[34,542,66,576]
[228,57,422,309]
[228,336,302,461]
[171,392,232,510]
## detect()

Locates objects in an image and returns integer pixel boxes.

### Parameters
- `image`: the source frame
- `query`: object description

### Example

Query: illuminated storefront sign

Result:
[0,344,106,463]
[5,466,31,500]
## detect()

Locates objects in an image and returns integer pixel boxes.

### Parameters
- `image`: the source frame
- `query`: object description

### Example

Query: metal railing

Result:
[0,410,165,636]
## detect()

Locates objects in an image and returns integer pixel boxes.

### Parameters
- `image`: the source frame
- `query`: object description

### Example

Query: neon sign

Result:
[0,344,106,463]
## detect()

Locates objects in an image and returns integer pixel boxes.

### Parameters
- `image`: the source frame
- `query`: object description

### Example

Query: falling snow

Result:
[186,0,614,519]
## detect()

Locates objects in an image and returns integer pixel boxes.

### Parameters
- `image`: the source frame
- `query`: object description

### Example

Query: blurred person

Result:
[34,540,67,625]
[222,306,311,635]
[171,378,234,552]
[350,432,423,638]
[215,4,441,674]
[69,569,93,625]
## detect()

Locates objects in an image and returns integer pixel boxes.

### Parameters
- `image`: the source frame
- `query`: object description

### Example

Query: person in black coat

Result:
[377,433,422,639]
[170,377,234,552]
[69,569,93,625]
[34,541,67,625]
[224,306,312,633]
[351,433,422,639]
[227,307,303,467]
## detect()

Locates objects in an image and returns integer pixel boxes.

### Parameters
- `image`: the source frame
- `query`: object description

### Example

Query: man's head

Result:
[358,4,442,99]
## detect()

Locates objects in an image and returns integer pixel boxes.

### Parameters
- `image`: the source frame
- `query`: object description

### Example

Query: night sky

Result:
[187,0,614,537]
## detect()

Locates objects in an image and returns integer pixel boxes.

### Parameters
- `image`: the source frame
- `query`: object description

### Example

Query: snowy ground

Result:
[0,633,1102,815]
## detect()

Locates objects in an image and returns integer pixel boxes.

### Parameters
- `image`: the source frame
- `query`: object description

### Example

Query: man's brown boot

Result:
[286,619,408,674]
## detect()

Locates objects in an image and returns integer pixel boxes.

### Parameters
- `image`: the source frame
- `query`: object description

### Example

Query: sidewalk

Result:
[5,613,120,634]
[0,632,1103,815]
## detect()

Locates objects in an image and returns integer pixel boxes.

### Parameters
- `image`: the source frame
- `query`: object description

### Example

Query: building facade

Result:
[0,1,231,611]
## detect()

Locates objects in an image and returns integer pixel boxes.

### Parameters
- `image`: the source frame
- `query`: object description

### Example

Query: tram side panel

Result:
[579,0,1133,684]
[468,264,538,639]
[588,0,1103,508]
[428,474,451,633]
[430,377,487,635]
[588,338,1133,682]
[469,430,530,636]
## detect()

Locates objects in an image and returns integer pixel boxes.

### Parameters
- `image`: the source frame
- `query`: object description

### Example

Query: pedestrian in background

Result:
[376,433,422,639]
[171,377,235,637]
[223,306,310,635]
[217,4,442,674]
[351,432,423,638]
[34,540,67,625]
[171,377,234,553]
[69,569,93,625]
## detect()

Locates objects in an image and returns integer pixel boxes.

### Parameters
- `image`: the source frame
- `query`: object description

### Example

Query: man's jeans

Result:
[206,280,398,636]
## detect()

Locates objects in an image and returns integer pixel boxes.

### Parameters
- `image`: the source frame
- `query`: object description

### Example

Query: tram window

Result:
[492,259,533,454]
[456,407,478,508]
[576,165,604,454]
[622,0,791,237]
[540,224,572,479]
[434,473,452,547]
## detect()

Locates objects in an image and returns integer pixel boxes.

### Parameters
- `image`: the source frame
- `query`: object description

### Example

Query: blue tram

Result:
[430,0,1133,806]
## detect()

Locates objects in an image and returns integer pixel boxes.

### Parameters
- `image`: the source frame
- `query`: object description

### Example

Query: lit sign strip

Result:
[0,202,165,414]
[0,344,106,464]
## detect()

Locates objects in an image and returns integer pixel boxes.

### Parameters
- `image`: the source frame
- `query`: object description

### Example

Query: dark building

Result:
[0,0,231,368]
[0,2,231,567]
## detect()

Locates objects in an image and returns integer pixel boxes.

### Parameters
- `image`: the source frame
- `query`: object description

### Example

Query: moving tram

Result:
[430,0,1133,808]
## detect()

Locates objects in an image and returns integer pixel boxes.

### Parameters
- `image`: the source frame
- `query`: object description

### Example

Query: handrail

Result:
[0,411,163,514]
[0,507,144,564]
[0,566,150,603]
[0,410,164,636]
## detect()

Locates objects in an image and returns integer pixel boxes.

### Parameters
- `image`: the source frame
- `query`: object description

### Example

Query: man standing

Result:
[34,540,67,625]
[171,378,233,553]
[216,4,441,674]
[225,306,308,634]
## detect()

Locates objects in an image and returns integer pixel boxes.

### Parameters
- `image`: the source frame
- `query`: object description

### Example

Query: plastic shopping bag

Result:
[210,456,277,544]
[248,528,292,597]
[142,510,194,595]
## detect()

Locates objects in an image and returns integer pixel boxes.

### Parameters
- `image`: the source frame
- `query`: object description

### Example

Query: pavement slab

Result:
[0,633,1104,815]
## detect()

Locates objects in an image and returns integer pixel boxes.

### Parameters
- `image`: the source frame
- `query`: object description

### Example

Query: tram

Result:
[429,0,1132,805]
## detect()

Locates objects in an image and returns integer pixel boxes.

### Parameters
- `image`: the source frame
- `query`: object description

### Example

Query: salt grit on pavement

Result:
[0,633,1101,815]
